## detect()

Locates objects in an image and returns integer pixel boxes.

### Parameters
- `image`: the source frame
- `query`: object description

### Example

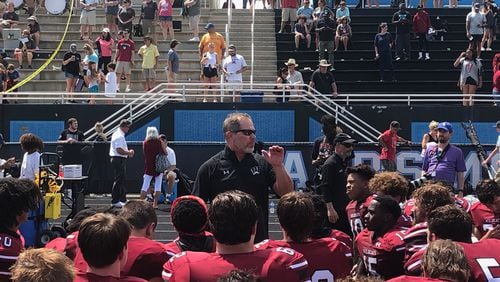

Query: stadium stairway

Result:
[275,8,497,94]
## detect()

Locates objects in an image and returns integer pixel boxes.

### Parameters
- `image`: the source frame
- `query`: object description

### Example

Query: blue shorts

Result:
[159,16,172,21]
[89,85,98,93]
[65,72,77,79]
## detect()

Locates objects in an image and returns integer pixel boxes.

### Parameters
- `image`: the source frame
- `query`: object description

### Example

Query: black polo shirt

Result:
[193,146,276,243]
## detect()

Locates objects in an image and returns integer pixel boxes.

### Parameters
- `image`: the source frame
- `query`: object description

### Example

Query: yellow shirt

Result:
[199,32,226,61]
[138,44,160,69]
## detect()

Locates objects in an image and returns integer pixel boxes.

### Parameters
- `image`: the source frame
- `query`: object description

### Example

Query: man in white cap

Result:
[309,59,338,98]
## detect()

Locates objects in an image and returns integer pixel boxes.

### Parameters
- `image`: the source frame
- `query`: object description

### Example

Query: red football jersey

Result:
[162,248,308,282]
[470,202,500,239]
[255,238,353,280]
[45,232,79,261]
[355,227,406,279]
[121,236,170,280]
[403,196,470,219]
[458,239,500,282]
[0,229,24,278]
[329,229,353,248]
[404,247,426,276]
[346,195,373,237]
[403,222,428,262]
[74,270,147,282]
[387,275,449,282]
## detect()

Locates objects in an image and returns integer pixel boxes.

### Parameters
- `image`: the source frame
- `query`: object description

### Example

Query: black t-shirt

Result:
[316,17,336,41]
[2,11,19,22]
[374,32,393,53]
[28,22,40,34]
[119,7,136,23]
[311,69,335,95]
[18,37,36,50]
[141,2,158,20]
[392,10,411,34]
[62,52,82,75]
[193,146,276,243]
[58,129,85,165]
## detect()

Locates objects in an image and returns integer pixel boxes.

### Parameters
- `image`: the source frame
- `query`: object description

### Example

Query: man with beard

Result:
[311,115,340,193]
[58,118,84,165]
[319,133,357,235]
[422,122,466,196]
[193,112,293,243]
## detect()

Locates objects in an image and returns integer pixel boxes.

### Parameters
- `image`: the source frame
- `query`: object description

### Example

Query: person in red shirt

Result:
[278,0,299,33]
[346,164,376,238]
[493,67,500,106]
[0,179,41,280]
[377,121,410,172]
[119,200,170,281]
[355,195,406,279]
[162,190,308,281]
[163,195,215,255]
[255,192,353,281]
[140,127,166,208]
[470,179,500,240]
[74,213,146,282]
[310,194,352,247]
[114,28,135,93]
[412,5,431,61]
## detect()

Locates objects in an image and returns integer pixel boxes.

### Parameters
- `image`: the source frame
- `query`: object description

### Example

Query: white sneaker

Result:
[112,202,125,208]
[481,47,485,51]
[486,48,492,51]
[125,86,131,92]
[189,36,200,42]
[35,47,39,51]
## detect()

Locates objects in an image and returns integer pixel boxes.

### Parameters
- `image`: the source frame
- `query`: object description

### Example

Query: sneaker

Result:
[125,86,131,92]
[35,47,39,51]
[111,202,125,208]
[486,48,492,51]
[481,47,486,51]
[395,56,401,61]
[417,54,423,60]
[189,36,200,42]
[425,55,431,60]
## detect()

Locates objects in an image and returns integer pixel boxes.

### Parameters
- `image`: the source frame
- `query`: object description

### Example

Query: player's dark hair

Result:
[78,213,130,268]
[423,240,470,282]
[171,196,208,234]
[476,179,500,205]
[120,200,157,230]
[277,192,314,242]
[413,183,454,219]
[0,178,41,229]
[310,194,329,238]
[346,164,376,182]
[66,206,119,233]
[428,205,473,243]
[368,172,409,201]
[209,190,259,245]
[373,195,401,221]
[320,115,336,126]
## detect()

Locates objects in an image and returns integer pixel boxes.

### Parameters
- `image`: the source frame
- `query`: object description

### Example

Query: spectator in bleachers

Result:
[27,16,40,51]
[481,2,495,52]
[392,3,411,61]
[184,0,202,41]
[374,22,395,82]
[6,64,20,100]
[62,44,82,97]
[294,15,311,50]
[285,58,304,86]
[449,0,458,8]
[138,36,160,91]
[0,51,8,68]
[19,133,43,180]
[466,3,485,59]
[493,64,500,106]
[433,0,442,8]
[420,120,438,156]
[104,0,120,39]
[141,0,158,43]
[222,45,247,99]
[199,23,226,66]
[201,42,219,103]
[312,0,332,51]
[83,43,98,71]
[309,59,338,97]
[454,49,483,106]
[335,1,350,23]
[15,29,35,69]
[10,248,75,282]
[366,0,379,9]
[278,0,298,33]
[96,28,114,74]
[140,126,166,208]
[335,16,351,51]
[79,0,98,41]
[167,39,180,92]
[297,0,314,25]
[0,65,7,100]
[316,10,336,67]
[105,63,117,103]
[0,2,19,35]
[274,67,291,103]
[413,5,431,61]
[84,61,102,104]
[117,0,136,39]
[158,0,175,41]
[115,29,135,93]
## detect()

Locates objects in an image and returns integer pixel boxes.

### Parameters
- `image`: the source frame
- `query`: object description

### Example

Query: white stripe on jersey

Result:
[406,259,422,271]
[0,254,18,260]
[162,270,172,278]
[289,260,308,269]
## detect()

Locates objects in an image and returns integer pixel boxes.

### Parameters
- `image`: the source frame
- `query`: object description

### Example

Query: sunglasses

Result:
[233,129,256,136]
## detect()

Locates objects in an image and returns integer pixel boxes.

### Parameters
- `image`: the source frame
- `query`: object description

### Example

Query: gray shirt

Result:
[187,0,201,16]
[167,49,179,73]
[466,11,485,35]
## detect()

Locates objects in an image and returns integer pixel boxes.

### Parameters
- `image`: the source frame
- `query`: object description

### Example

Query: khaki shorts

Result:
[226,80,243,91]
[167,71,177,83]
[142,19,156,36]
[188,15,201,31]
[80,9,97,25]
[116,61,131,75]
[282,8,297,22]
[106,14,117,25]
[142,68,156,79]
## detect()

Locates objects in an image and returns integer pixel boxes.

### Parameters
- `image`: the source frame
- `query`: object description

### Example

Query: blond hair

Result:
[10,248,75,282]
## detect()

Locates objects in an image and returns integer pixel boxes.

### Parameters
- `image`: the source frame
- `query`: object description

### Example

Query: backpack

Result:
[174,168,194,197]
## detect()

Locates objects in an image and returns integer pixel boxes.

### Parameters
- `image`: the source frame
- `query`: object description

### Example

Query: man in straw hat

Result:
[27,16,40,50]
[285,58,303,86]
[309,59,338,98]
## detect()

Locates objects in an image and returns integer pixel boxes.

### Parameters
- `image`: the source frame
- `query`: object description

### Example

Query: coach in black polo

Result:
[193,112,293,243]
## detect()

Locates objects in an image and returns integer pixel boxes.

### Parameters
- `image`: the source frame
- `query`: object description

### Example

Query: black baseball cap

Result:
[390,121,401,130]
[334,133,357,145]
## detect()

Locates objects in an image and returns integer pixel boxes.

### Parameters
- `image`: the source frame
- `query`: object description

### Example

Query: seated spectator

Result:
[0,2,19,35]
[10,248,75,282]
[297,0,314,25]
[335,16,351,51]
[15,29,35,69]
[285,58,304,87]
[74,213,146,281]
[310,194,353,247]
[0,65,7,94]
[255,192,353,281]
[162,190,309,281]
[345,164,376,237]
[294,15,311,50]
[0,178,42,280]
[274,67,291,103]
[0,51,8,68]
[158,134,177,200]
[119,200,170,281]
[163,195,215,255]
[469,179,500,240]
[335,1,350,23]
[27,16,40,51]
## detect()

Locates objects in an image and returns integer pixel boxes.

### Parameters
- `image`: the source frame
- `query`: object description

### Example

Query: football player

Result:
[345,164,376,238]
[310,194,353,247]
[469,180,500,240]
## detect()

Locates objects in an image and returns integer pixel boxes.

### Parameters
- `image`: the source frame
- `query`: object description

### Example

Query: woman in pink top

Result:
[95,27,114,74]
[493,64,500,106]
[158,0,174,41]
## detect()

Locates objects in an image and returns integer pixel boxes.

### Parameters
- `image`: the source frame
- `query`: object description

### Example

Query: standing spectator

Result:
[117,0,136,38]
[316,10,335,67]
[374,22,395,82]
[483,121,499,176]
[222,45,247,100]
[62,44,82,99]
[278,0,298,33]
[453,49,483,106]
[319,133,357,235]
[82,43,98,71]
[184,0,201,41]
[312,0,331,51]
[274,67,291,103]
[311,115,339,192]
[140,127,166,209]
[334,16,351,51]
[104,63,117,103]
[199,23,226,65]
[294,15,311,50]
[285,58,304,87]
[466,3,485,59]
[200,42,219,103]
[58,118,84,165]
[19,133,43,181]
[413,5,431,61]
[166,39,180,92]
[27,16,40,51]
[481,2,495,52]
[420,120,439,156]
[159,134,177,199]
[5,64,20,102]
[15,30,35,69]
[0,52,8,68]
[95,28,114,74]
[158,0,174,41]
[114,29,135,93]
[10,248,75,282]
[309,59,338,98]
[377,121,410,172]
[0,65,7,101]
[422,121,466,196]
[84,61,101,104]
[109,119,135,208]
[87,122,111,195]
[141,0,158,42]
[79,0,98,40]
[0,2,19,35]
[193,112,293,243]
[104,0,120,38]
[335,1,350,23]
[367,0,379,9]
[297,0,314,24]
[138,36,159,91]
[392,3,412,61]
[433,0,442,8]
